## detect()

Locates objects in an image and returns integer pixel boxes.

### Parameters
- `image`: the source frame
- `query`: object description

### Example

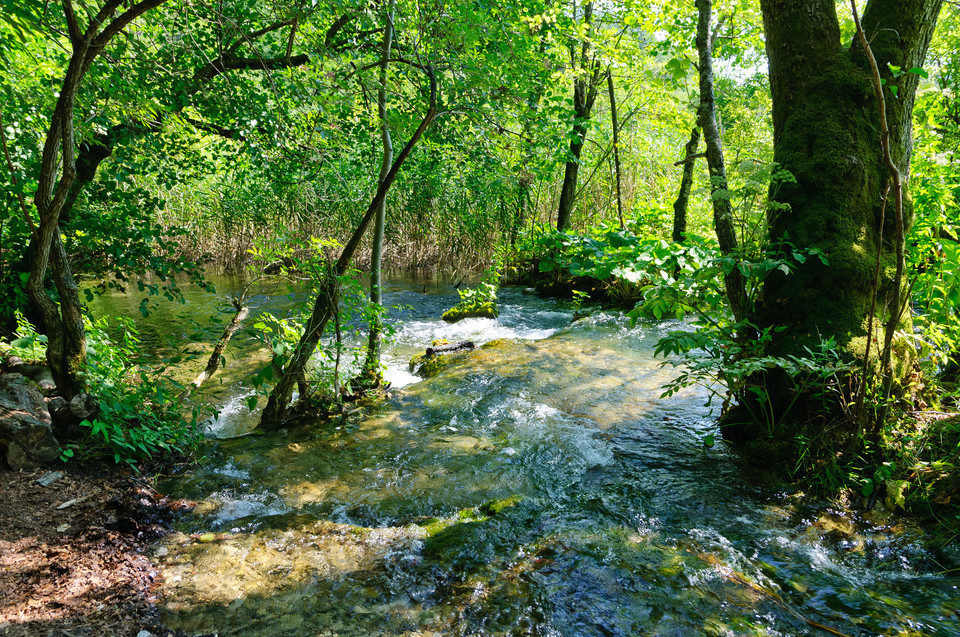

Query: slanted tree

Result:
[258,66,439,429]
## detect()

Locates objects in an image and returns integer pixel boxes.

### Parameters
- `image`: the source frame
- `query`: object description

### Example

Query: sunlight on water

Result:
[87,277,960,636]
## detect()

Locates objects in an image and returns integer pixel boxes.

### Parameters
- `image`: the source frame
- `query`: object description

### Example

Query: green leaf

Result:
[719,257,736,276]
[665,57,689,81]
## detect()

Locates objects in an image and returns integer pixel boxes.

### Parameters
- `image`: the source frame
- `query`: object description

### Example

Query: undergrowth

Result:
[3,312,205,468]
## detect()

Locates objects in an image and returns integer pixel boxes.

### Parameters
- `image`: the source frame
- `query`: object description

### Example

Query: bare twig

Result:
[853,184,888,440]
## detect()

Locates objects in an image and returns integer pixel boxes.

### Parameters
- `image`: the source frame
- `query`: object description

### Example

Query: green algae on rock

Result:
[441,300,498,323]
[409,339,476,378]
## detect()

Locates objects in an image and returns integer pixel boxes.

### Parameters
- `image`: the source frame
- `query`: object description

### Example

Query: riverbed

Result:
[91,277,960,636]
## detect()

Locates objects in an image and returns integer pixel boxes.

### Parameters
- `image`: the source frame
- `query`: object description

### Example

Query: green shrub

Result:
[70,316,205,466]
[515,223,719,307]
[2,310,48,361]
[2,315,205,467]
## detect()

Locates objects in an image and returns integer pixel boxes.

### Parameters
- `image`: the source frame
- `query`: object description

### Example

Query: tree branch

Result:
[225,19,294,55]
[92,0,126,29]
[325,12,357,48]
[673,152,707,166]
[92,0,169,50]
[194,53,310,82]
[61,0,83,45]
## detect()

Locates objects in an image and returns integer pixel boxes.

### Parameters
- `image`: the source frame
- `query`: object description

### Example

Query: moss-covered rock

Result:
[419,496,538,574]
[408,339,475,378]
[441,301,498,323]
[408,352,453,378]
[478,494,524,516]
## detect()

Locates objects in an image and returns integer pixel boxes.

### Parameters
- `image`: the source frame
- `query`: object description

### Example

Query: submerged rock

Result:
[420,495,538,574]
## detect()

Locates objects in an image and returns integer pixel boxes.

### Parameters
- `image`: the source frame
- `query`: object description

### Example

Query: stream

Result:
[91,276,960,636]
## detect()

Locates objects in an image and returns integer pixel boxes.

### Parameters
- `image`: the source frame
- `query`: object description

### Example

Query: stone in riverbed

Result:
[441,301,498,323]
[409,340,476,378]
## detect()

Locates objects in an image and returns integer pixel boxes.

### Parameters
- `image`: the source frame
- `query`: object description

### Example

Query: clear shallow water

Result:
[92,276,960,636]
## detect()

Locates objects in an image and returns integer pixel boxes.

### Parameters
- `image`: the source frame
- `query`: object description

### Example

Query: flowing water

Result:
[92,276,960,636]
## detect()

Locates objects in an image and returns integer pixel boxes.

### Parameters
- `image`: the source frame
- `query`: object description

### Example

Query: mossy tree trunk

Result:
[756,0,942,400]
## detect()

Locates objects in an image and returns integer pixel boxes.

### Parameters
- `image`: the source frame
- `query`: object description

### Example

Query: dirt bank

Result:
[0,467,183,636]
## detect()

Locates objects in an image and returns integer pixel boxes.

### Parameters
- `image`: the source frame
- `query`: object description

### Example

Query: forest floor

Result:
[0,467,184,637]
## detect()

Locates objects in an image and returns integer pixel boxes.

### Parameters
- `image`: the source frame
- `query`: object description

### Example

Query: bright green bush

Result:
[443,256,502,323]
[5,315,205,467]
[72,315,205,466]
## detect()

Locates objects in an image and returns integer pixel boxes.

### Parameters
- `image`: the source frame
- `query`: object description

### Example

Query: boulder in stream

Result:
[409,340,475,378]
[441,301,498,323]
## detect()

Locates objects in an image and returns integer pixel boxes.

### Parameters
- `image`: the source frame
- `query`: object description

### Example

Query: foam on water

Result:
[205,390,260,438]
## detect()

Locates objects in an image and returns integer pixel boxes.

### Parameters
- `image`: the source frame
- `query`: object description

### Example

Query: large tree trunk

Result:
[757,0,942,367]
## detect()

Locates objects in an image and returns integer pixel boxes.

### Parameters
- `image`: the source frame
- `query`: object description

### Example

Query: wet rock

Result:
[69,392,99,420]
[442,301,498,323]
[421,496,539,574]
[36,470,64,487]
[409,340,475,378]
[48,396,72,423]
[0,373,60,468]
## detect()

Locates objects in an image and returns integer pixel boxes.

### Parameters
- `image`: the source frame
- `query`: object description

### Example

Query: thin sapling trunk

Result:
[359,0,396,390]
